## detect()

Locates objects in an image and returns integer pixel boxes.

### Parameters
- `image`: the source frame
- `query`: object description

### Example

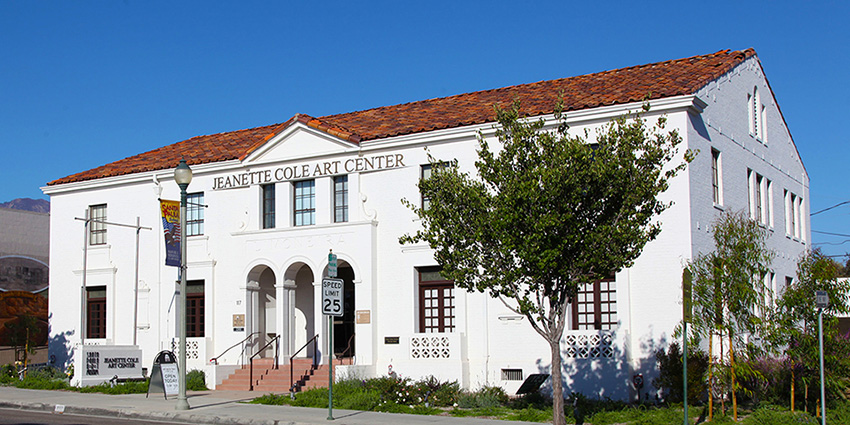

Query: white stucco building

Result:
[42,49,809,399]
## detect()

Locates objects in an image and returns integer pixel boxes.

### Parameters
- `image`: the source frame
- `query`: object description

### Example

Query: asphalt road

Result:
[0,408,191,425]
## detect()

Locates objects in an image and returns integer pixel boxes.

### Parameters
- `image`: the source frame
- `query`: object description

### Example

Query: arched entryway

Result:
[330,261,355,360]
[246,264,277,358]
[284,262,316,358]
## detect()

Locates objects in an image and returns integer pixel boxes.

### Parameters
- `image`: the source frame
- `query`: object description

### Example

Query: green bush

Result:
[653,341,709,404]
[740,405,817,425]
[249,393,291,405]
[186,369,208,391]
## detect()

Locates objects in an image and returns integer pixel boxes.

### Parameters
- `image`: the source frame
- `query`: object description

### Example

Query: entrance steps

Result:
[216,358,346,393]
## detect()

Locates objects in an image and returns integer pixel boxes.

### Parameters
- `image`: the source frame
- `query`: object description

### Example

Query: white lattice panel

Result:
[564,332,614,358]
[410,335,453,359]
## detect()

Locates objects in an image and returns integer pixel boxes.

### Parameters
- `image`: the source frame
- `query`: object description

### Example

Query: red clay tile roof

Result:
[48,48,756,186]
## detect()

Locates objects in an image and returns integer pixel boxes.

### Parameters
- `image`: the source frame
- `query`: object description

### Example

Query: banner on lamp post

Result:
[160,200,181,267]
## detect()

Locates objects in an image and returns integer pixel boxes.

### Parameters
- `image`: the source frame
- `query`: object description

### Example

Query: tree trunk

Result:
[805,382,808,413]
[730,332,737,421]
[719,329,725,414]
[791,369,795,412]
[550,338,566,425]
[708,331,713,421]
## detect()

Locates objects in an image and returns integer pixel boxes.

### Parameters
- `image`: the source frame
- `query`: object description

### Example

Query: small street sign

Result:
[816,290,829,309]
[322,278,344,316]
[328,251,338,278]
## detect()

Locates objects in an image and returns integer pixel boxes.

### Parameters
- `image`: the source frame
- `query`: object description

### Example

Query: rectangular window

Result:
[186,280,205,338]
[420,162,451,210]
[748,170,769,225]
[711,148,722,205]
[572,275,617,330]
[786,191,802,239]
[293,180,316,226]
[334,175,349,223]
[186,193,204,236]
[418,267,455,333]
[262,184,275,229]
[86,286,106,339]
[89,204,107,245]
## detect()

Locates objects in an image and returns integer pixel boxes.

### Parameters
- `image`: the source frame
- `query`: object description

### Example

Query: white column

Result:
[242,281,260,363]
[282,279,297,362]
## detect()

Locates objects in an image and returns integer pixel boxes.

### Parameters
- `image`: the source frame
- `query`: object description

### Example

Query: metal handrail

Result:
[290,334,319,393]
[209,331,261,365]
[249,335,280,391]
[336,333,356,365]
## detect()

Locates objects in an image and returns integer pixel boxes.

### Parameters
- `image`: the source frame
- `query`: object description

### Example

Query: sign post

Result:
[324,250,343,420]
[682,268,692,425]
[816,290,828,425]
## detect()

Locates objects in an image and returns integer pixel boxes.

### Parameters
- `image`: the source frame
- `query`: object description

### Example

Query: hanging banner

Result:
[160,200,181,267]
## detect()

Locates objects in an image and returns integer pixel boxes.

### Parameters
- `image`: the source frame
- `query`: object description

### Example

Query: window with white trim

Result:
[186,192,204,236]
[749,87,766,142]
[711,148,722,205]
[88,204,107,245]
[262,184,275,229]
[293,180,315,226]
[334,175,348,223]
[748,170,771,226]
[785,190,803,240]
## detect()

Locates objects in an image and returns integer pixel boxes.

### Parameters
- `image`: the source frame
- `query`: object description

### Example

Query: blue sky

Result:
[2,1,848,257]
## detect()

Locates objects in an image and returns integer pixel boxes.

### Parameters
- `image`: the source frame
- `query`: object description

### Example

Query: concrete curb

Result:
[0,399,298,425]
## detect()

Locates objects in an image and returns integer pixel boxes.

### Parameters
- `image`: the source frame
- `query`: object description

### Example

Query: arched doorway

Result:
[246,265,276,358]
[285,262,315,358]
[333,262,355,359]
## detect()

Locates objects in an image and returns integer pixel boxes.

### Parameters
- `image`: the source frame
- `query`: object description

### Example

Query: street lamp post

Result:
[174,159,192,411]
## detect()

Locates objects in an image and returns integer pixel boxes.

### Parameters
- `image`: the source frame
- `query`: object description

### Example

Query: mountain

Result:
[0,198,50,213]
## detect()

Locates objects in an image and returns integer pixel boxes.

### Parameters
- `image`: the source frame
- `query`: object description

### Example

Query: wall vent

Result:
[501,368,523,381]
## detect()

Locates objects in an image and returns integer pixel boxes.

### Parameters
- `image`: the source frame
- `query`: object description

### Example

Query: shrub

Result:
[186,369,208,391]
[740,405,817,425]
[250,393,290,405]
[653,341,709,404]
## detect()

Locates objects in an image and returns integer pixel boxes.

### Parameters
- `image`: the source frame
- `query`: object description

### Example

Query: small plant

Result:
[186,369,208,391]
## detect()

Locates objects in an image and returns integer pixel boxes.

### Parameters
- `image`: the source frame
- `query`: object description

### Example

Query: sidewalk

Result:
[0,387,540,425]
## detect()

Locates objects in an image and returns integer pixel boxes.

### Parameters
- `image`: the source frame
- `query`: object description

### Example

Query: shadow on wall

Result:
[533,331,668,403]
[47,312,75,372]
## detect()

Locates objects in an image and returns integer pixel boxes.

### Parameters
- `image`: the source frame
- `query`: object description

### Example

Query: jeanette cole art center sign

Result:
[213,153,406,190]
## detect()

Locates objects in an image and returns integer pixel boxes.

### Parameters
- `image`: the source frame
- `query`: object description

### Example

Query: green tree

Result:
[686,211,774,420]
[401,102,690,425]
[772,250,850,409]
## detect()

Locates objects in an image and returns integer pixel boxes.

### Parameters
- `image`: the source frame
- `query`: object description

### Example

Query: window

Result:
[186,192,204,236]
[786,190,803,239]
[88,204,107,245]
[418,267,455,333]
[334,175,349,223]
[572,275,617,330]
[748,170,770,226]
[420,162,451,210]
[186,280,204,338]
[262,184,275,229]
[749,87,766,142]
[711,148,722,205]
[86,286,106,339]
[293,180,315,226]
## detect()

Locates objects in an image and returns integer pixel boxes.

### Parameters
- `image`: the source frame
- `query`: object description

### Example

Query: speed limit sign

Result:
[322,278,344,316]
